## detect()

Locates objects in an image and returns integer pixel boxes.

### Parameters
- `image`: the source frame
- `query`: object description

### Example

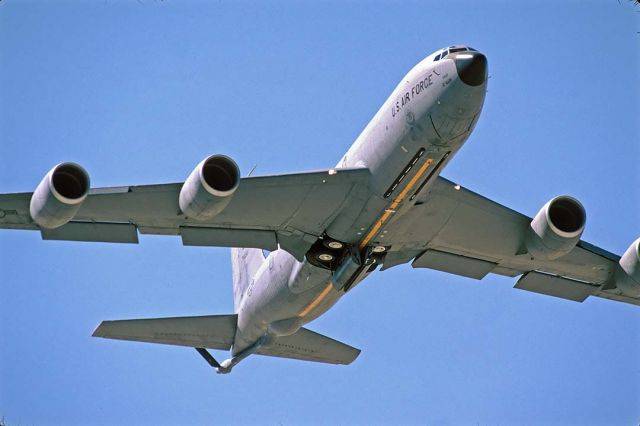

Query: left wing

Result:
[0,168,371,261]
[379,177,639,306]
[256,327,361,365]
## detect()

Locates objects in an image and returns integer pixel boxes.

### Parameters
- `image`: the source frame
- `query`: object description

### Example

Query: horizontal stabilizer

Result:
[92,314,237,350]
[257,327,360,365]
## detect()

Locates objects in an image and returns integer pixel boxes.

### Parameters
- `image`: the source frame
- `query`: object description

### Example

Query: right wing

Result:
[92,314,238,351]
[0,168,371,261]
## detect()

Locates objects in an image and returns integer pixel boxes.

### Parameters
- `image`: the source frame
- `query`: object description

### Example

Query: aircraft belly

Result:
[235,56,488,355]
[297,288,342,324]
[327,62,485,245]
[233,251,343,354]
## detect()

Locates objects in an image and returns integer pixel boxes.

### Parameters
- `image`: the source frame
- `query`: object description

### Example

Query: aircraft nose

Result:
[453,51,487,86]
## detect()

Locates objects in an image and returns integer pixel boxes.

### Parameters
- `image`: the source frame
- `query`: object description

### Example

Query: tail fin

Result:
[231,248,265,312]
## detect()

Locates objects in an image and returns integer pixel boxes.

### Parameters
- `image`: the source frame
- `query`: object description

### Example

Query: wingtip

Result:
[91,321,107,337]
[343,348,362,365]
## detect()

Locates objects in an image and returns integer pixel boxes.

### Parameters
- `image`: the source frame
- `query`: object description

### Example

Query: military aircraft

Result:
[1,46,638,374]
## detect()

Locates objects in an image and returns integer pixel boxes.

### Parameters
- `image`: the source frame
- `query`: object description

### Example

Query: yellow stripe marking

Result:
[359,158,434,250]
[299,283,333,318]
[298,156,434,318]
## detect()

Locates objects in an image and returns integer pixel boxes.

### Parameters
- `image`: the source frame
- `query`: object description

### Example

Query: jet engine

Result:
[30,162,91,229]
[525,196,586,260]
[179,154,240,220]
[615,238,640,298]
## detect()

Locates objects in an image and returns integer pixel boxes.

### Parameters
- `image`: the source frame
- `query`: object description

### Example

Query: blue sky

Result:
[1,1,639,425]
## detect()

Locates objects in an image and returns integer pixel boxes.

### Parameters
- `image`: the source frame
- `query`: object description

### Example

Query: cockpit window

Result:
[438,46,477,60]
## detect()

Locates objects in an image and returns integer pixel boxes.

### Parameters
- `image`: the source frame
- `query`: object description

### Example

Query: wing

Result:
[379,176,639,307]
[0,168,371,261]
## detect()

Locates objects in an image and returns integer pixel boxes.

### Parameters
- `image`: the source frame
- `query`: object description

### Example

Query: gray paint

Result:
[2,47,639,373]
[412,249,497,280]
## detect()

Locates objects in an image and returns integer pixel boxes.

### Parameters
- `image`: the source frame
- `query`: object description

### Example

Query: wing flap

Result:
[515,271,597,302]
[256,327,360,365]
[180,226,278,250]
[0,192,35,229]
[412,249,497,280]
[92,314,238,350]
[42,222,139,244]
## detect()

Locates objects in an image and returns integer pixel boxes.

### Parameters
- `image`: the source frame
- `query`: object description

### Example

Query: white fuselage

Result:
[233,48,487,354]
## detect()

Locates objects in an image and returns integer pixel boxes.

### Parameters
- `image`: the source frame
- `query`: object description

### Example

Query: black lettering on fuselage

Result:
[401,92,410,106]
[410,74,433,99]
[392,101,400,117]
[391,72,435,118]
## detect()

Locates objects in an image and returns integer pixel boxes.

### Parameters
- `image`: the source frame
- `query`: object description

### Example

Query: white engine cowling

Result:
[525,196,586,260]
[179,154,240,220]
[615,238,640,298]
[30,162,91,229]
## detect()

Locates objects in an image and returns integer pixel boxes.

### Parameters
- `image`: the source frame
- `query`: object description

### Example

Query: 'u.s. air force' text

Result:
[391,70,447,118]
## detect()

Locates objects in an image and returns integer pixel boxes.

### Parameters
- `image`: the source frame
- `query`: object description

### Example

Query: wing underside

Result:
[0,168,371,261]
[1,166,637,307]
[378,177,639,306]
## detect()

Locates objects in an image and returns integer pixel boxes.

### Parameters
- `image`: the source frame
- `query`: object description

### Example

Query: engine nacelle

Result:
[615,238,640,298]
[179,154,240,220]
[30,162,90,229]
[525,196,586,260]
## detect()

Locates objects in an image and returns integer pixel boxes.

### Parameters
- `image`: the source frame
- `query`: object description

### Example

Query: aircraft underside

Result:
[2,45,639,374]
